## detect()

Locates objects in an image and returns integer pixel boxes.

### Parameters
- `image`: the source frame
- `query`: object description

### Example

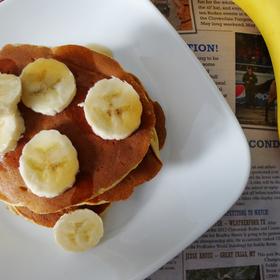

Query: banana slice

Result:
[0,111,25,155]
[150,128,161,160]
[0,73,22,114]
[84,77,143,140]
[86,44,114,58]
[20,58,76,116]
[53,209,104,252]
[19,130,79,198]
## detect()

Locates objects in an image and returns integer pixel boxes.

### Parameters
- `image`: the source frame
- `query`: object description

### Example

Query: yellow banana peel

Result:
[233,0,280,136]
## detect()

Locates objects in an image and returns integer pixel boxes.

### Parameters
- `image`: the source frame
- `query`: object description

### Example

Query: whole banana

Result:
[233,0,280,135]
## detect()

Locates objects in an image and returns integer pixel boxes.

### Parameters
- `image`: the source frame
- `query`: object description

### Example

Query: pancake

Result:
[11,203,110,228]
[87,148,161,204]
[5,102,166,227]
[0,44,156,214]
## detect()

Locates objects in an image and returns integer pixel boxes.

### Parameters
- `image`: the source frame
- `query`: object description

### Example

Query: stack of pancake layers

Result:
[0,44,166,227]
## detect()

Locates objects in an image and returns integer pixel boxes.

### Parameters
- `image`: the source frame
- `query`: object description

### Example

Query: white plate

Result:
[0,0,250,279]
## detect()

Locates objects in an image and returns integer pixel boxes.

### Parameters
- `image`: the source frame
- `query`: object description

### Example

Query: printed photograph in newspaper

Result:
[151,0,196,33]
[235,33,276,128]
[186,265,261,280]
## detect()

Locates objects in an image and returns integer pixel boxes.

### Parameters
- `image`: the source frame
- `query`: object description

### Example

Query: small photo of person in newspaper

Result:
[151,0,196,33]
[235,33,276,127]
[243,66,258,108]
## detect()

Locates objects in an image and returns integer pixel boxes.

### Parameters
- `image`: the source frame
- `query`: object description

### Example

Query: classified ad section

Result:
[149,0,280,280]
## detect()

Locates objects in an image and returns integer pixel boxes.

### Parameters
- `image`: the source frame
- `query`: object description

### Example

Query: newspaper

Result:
[148,0,280,279]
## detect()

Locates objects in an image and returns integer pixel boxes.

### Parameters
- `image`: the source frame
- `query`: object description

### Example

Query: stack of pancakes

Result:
[0,44,166,227]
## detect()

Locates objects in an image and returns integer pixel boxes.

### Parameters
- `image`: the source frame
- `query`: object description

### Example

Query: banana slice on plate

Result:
[20,58,76,116]
[53,209,104,252]
[19,129,79,198]
[0,111,25,155]
[0,73,22,114]
[84,77,143,140]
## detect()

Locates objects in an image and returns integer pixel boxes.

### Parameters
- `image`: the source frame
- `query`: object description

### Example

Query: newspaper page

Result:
[148,0,280,279]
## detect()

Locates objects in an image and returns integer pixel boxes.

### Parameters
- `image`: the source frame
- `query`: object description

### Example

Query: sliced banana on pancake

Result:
[20,58,76,116]
[150,128,161,160]
[53,209,104,252]
[0,73,22,114]
[19,129,79,198]
[86,44,113,58]
[84,77,142,140]
[0,111,25,155]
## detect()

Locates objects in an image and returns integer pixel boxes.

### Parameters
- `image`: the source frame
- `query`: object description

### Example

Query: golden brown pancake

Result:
[0,44,156,214]
[88,148,161,204]
[5,101,166,228]
[11,203,110,228]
